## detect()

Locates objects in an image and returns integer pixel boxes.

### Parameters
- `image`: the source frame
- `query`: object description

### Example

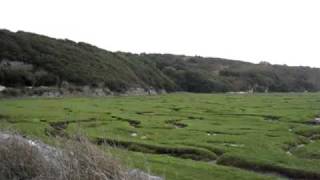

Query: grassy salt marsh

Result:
[1,93,320,179]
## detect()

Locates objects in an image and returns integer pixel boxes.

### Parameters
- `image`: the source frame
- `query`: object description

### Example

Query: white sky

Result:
[1,0,320,67]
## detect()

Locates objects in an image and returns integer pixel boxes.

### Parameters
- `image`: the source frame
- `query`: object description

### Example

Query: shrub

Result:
[0,132,153,180]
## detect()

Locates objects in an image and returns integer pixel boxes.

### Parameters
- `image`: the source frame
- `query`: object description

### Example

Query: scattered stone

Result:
[147,88,158,95]
[0,83,160,98]
[227,91,249,95]
[125,88,149,96]
[0,85,6,92]
[127,169,164,180]
[140,136,147,140]
[93,88,106,96]
[207,133,217,136]
[131,133,138,137]
[286,151,292,156]
[42,91,61,97]
[223,143,244,148]
[308,118,320,125]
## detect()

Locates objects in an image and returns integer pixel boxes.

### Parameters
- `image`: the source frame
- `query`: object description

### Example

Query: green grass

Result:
[1,93,320,179]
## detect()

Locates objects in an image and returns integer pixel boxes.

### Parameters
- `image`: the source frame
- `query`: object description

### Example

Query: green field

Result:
[1,93,320,180]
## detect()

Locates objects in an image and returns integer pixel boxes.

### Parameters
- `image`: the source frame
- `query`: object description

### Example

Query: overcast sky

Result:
[1,0,320,67]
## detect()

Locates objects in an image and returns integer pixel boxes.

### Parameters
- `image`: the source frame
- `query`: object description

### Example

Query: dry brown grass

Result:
[59,136,126,180]
[0,133,58,180]
[0,132,156,180]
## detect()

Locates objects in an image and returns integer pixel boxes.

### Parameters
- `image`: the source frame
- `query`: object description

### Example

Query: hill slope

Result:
[1,29,319,93]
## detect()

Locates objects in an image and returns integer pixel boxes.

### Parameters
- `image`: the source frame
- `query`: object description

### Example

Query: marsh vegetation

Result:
[1,93,320,179]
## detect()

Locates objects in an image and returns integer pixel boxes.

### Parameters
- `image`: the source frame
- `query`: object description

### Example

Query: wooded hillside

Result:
[1,29,319,93]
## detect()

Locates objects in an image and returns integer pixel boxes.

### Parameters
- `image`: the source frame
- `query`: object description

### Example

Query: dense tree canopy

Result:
[1,29,319,93]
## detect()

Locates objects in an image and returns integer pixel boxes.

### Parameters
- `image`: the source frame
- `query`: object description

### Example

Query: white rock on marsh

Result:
[131,133,138,137]
[127,169,164,180]
[0,85,6,92]
[223,143,245,148]
[310,118,320,125]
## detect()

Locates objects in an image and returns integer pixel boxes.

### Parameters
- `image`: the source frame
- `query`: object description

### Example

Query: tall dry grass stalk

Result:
[0,132,155,180]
